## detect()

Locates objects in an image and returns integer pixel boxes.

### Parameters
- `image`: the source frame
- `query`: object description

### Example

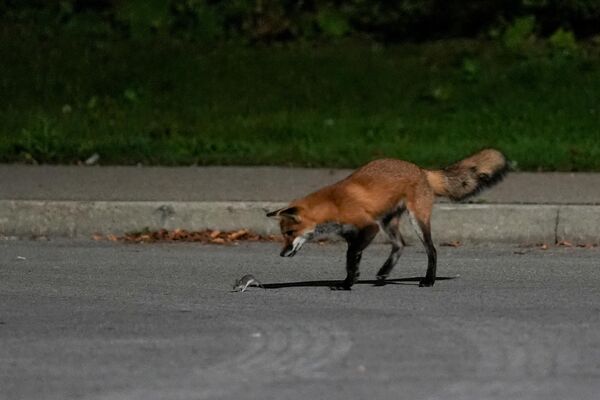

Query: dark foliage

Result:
[2,0,599,42]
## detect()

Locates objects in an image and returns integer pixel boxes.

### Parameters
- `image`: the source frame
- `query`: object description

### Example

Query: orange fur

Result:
[277,149,506,240]
[268,149,508,288]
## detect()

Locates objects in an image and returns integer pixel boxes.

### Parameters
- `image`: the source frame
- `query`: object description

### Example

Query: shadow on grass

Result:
[262,276,459,289]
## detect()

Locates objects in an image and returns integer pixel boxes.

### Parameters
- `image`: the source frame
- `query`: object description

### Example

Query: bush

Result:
[1,0,599,43]
[503,15,536,50]
[549,27,578,53]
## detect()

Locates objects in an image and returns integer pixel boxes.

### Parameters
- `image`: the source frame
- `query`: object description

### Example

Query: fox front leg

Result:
[334,224,379,290]
[343,247,363,289]
[330,246,362,291]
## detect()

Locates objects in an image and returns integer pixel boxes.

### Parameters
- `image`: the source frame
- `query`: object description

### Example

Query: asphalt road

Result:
[1,240,599,400]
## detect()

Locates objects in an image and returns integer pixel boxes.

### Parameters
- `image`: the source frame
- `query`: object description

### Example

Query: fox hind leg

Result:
[407,200,437,287]
[376,207,406,283]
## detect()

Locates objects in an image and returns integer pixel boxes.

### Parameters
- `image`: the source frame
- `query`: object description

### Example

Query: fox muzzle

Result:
[280,246,297,257]
[280,236,307,257]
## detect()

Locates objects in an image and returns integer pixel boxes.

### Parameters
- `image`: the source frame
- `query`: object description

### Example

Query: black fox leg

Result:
[376,213,406,282]
[344,249,363,287]
[336,224,379,290]
[420,228,437,287]
[409,212,437,287]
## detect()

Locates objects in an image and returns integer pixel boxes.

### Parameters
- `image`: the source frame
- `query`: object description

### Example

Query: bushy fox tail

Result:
[425,149,508,201]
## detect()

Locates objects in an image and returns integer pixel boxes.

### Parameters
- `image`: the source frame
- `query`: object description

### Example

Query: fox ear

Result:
[266,206,301,222]
[265,208,282,218]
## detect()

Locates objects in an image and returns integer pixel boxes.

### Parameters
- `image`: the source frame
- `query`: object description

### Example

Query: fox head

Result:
[266,206,316,257]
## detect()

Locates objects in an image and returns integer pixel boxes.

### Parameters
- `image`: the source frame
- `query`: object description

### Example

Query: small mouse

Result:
[232,274,264,292]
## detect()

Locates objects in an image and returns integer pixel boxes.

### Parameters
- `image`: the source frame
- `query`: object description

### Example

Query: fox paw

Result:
[330,279,353,290]
[330,284,352,291]
[374,276,387,286]
[418,278,435,287]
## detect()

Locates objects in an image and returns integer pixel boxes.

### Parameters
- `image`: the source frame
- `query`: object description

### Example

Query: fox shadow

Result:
[262,276,459,289]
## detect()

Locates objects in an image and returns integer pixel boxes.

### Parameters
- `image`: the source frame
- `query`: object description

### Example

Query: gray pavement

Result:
[1,165,600,243]
[1,239,599,400]
[3,165,600,203]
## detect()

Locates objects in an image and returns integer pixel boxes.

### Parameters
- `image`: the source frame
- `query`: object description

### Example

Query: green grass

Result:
[1,24,600,170]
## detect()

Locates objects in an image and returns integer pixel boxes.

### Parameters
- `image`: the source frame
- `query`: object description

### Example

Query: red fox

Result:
[267,149,507,289]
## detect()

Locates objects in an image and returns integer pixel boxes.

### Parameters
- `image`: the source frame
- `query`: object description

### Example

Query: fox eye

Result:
[284,230,294,236]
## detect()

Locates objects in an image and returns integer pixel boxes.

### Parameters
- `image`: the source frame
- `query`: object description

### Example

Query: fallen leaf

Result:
[576,243,596,249]
[229,229,249,240]
[112,229,281,244]
[441,240,462,248]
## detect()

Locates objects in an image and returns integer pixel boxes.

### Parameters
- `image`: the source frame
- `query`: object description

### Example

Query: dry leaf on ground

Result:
[440,240,462,248]
[97,229,282,244]
[557,240,573,247]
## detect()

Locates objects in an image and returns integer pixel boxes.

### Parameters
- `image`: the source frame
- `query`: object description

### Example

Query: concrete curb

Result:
[0,200,598,244]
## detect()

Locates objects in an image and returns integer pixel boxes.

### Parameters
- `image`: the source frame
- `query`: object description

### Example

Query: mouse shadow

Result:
[262,276,458,289]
